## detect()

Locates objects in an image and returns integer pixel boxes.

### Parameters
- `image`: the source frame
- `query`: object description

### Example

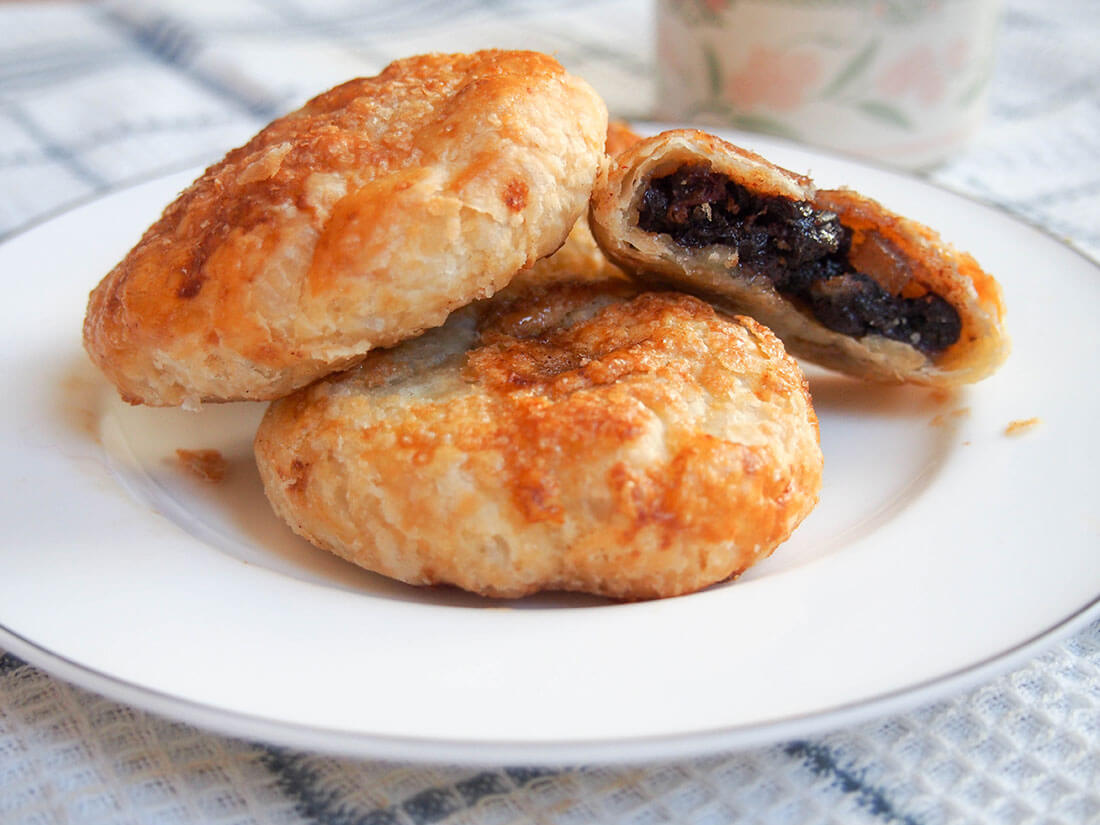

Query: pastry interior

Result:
[636,164,962,357]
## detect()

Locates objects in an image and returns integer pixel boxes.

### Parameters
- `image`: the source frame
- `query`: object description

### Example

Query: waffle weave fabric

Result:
[1,2,1098,824]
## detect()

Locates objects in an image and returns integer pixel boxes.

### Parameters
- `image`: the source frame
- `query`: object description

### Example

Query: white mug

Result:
[655,0,1002,169]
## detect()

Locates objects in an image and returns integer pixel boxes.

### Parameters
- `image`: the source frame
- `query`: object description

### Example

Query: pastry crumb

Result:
[1004,417,1041,437]
[929,407,970,427]
[175,448,227,482]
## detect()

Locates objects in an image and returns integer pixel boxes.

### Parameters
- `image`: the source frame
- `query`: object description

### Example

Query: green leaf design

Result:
[956,61,994,107]
[880,0,928,25]
[726,113,802,141]
[678,103,801,142]
[703,43,723,98]
[855,100,913,130]
[820,39,880,100]
[686,0,739,24]
[685,100,733,119]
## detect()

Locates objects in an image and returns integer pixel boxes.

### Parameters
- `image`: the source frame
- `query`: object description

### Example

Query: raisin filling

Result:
[636,165,961,356]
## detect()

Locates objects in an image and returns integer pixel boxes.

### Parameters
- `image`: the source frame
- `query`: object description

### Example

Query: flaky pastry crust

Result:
[254,279,822,600]
[84,51,607,407]
[523,119,642,286]
[590,129,1009,386]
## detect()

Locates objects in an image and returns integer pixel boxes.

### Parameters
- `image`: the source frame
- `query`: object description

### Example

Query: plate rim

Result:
[3,128,1099,764]
[3,599,1097,765]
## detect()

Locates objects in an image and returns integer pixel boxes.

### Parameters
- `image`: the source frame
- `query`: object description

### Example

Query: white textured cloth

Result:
[1,2,1098,824]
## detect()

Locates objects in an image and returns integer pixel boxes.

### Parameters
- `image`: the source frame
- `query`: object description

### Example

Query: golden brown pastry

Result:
[590,129,1009,386]
[84,51,608,407]
[605,118,642,157]
[522,119,642,286]
[254,278,823,600]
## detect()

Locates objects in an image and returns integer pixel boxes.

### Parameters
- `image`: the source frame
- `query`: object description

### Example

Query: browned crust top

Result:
[256,280,823,599]
[84,50,606,405]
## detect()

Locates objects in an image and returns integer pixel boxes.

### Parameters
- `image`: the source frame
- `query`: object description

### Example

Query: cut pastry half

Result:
[522,119,642,287]
[590,129,1009,385]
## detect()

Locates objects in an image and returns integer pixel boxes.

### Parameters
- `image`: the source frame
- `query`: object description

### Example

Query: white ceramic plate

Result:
[1,130,1098,765]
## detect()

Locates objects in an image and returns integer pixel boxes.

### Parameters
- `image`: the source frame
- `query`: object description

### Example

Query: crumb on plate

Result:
[929,407,970,427]
[1004,417,1041,437]
[175,448,227,482]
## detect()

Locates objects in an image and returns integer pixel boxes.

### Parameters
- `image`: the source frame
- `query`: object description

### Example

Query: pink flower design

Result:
[944,36,970,72]
[877,45,945,106]
[723,46,822,111]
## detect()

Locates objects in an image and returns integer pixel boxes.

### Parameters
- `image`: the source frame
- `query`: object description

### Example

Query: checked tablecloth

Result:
[2,2,1099,824]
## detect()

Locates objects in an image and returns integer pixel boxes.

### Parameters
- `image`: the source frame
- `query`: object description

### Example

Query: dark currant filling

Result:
[636,165,961,356]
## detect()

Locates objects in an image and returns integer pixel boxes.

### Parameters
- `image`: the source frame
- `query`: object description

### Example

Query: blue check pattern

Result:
[1,2,1098,824]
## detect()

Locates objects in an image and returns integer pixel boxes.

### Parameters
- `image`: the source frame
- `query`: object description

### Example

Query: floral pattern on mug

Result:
[655,0,1002,168]
[878,45,946,106]
[724,46,822,111]
[673,0,737,24]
